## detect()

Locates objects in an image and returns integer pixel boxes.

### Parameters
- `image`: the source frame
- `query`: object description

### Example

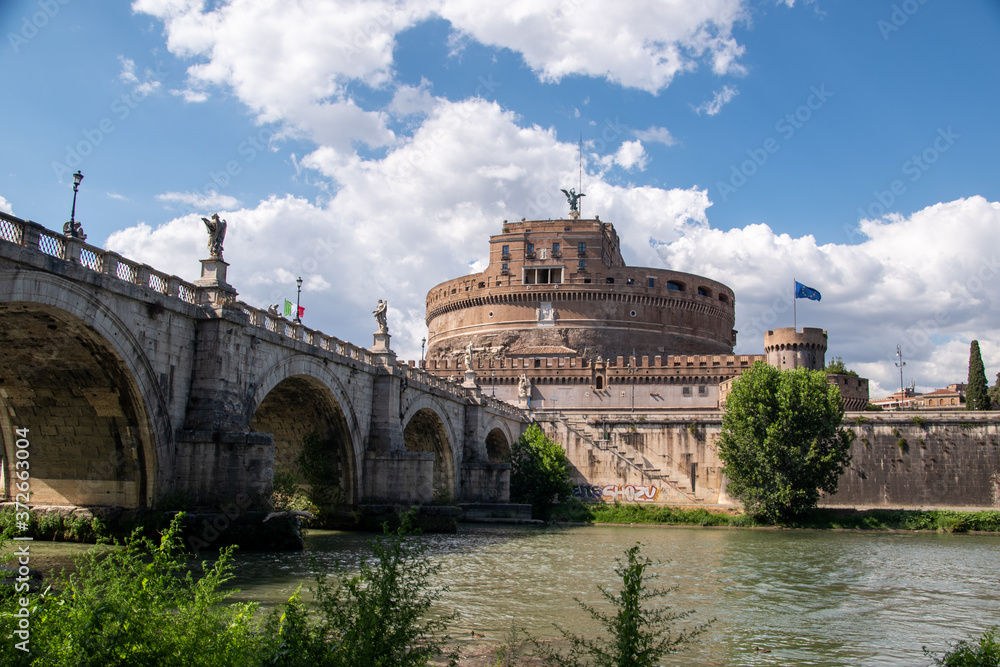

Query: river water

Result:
[16,523,1000,665]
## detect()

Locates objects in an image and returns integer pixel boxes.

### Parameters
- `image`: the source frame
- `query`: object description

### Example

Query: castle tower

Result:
[764,327,827,371]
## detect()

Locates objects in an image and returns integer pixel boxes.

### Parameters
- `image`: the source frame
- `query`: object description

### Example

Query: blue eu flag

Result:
[795,281,821,301]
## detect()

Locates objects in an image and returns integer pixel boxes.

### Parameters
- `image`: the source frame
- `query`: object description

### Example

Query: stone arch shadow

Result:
[482,417,516,464]
[247,357,362,505]
[401,396,460,501]
[0,276,169,507]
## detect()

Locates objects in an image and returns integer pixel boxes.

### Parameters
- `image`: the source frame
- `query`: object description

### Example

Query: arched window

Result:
[666,281,684,291]
[595,376,605,390]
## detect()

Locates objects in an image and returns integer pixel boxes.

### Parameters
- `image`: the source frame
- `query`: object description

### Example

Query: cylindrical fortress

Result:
[764,327,828,371]
[425,217,737,363]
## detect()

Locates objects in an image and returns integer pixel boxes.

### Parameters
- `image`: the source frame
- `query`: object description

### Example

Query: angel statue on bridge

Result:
[201,213,227,258]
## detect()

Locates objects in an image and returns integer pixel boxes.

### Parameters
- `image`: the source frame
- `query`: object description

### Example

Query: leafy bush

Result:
[926,626,1000,666]
[0,513,266,667]
[537,543,711,666]
[510,424,574,520]
[265,509,459,667]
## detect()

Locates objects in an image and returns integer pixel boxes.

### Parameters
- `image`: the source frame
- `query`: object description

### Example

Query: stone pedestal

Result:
[194,257,237,307]
[371,331,396,367]
[462,367,478,390]
[568,210,580,220]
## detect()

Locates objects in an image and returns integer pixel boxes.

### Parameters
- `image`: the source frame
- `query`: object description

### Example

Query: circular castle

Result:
[425,215,737,363]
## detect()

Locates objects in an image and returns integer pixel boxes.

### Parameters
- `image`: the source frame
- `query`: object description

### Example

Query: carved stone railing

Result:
[1,212,199,304]
[237,301,376,366]
[0,213,378,366]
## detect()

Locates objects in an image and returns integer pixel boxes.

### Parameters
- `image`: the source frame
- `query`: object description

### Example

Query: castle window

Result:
[606,277,614,284]
[630,310,636,317]
[666,281,683,291]
[697,286,712,297]
[578,260,587,271]
[583,277,591,283]
[578,242,587,255]
[501,262,509,275]
[682,387,692,397]
[525,242,535,258]
[501,244,510,259]
[648,277,655,288]
[534,359,541,368]
[595,376,604,390]
[552,242,560,256]
[626,278,634,285]
[719,293,730,303]
[698,385,708,396]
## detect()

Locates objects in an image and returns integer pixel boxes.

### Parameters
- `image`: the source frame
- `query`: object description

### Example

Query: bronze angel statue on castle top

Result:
[561,188,585,212]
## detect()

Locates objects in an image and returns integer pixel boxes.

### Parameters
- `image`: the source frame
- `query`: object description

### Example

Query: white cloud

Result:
[171,88,209,103]
[649,196,1000,396]
[693,84,739,116]
[389,78,437,117]
[439,0,748,92]
[634,126,677,146]
[118,55,162,96]
[156,190,242,210]
[598,140,648,171]
[0,195,13,214]
[107,192,127,201]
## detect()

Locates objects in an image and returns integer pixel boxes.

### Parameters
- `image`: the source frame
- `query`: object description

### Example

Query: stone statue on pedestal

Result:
[373,299,388,334]
[201,213,227,258]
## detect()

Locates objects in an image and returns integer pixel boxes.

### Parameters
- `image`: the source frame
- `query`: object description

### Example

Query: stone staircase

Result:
[552,415,709,503]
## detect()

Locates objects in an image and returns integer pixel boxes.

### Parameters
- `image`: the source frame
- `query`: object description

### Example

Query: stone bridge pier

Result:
[0,213,527,511]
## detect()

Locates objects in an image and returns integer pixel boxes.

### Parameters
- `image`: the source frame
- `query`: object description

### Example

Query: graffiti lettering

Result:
[573,484,660,502]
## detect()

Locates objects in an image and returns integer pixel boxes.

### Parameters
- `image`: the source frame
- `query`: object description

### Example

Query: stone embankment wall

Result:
[544,410,1000,509]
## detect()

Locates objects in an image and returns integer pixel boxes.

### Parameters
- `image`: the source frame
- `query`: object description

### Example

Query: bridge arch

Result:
[248,357,362,505]
[0,276,168,507]
[401,397,459,501]
[483,418,516,463]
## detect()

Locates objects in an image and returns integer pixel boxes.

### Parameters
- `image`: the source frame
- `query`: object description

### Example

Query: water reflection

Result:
[8,525,999,666]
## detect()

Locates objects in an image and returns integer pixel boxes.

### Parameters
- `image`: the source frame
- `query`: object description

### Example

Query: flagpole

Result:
[793,278,797,332]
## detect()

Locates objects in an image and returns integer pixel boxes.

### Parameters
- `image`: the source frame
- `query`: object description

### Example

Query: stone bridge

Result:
[0,213,526,509]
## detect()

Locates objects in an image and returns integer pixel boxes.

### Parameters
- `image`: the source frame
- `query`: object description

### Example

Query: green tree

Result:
[989,372,1000,411]
[538,543,711,667]
[825,356,858,377]
[967,341,992,410]
[510,424,574,520]
[717,361,853,523]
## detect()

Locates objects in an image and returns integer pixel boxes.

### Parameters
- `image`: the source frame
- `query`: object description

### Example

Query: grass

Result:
[552,501,1000,533]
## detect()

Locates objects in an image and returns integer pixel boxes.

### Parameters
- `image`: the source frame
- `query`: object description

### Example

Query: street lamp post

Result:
[491,369,496,396]
[294,277,303,323]
[421,337,426,363]
[63,171,86,239]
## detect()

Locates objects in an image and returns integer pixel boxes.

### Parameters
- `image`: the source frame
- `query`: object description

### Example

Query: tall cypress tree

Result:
[967,340,991,410]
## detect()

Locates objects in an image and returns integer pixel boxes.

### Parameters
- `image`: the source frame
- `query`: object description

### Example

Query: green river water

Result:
[16,523,1000,665]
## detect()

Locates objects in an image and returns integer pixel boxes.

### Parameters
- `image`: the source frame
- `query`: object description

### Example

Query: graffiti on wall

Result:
[573,484,660,502]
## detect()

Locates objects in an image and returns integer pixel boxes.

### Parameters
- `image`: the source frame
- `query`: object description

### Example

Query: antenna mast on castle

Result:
[578,132,583,217]
[895,345,906,409]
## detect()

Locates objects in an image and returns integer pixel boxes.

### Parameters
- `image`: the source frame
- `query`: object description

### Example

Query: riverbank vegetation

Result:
[510,424,574,520]
[551,501,1000,533]
[1,510,714,667]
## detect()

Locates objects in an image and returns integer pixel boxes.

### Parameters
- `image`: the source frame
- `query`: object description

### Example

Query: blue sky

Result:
[2,0,999,397]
